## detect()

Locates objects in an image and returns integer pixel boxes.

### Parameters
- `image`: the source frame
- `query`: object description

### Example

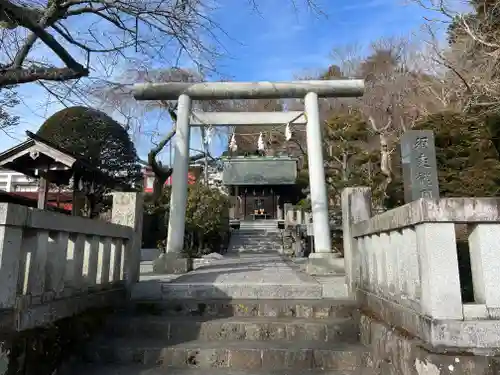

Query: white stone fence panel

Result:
[351,196,500,320]
[0,192,143,312]
[284,205,313,232]
[342,187,500,348]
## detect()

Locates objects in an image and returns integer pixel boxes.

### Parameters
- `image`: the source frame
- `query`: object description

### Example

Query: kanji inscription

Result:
[400,130,440,203]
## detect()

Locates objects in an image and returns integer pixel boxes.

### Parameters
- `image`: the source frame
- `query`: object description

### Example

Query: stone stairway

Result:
[64,226,373,375]
[230,220,283,253]
[238,220,280,231]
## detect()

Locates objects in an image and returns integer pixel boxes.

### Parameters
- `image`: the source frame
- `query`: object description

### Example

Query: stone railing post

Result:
[284,203,293,226]
[305,212,313,235]
[0,203,28,308]
[469,223,500,318]
[296,209,303,225]
[277,205,283,220]
[341,187,372,296]
[417,223,463,319]
[111,192,144,288]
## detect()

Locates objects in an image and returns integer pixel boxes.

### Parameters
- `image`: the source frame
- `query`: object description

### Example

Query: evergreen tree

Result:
[37,106,142,189]
[389,111,500,202]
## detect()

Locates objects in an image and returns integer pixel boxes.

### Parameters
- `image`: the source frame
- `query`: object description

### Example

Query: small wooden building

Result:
[222,127,307,220]
[222,155,305,220]
[0,131,125,214]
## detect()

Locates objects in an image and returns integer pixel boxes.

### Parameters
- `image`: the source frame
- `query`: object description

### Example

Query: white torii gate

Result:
[133,80,364,273]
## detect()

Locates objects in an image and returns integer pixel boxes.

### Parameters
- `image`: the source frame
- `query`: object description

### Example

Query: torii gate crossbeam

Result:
[133,80,365,273]
[133,80,364,100]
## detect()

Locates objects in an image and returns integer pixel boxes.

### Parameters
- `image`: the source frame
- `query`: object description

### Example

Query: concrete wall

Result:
[1,307,117,375]
[360,313,499,375]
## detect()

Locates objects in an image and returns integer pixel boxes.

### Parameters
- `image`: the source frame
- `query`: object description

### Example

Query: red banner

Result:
[165,172,196,186]
[143,172,196,193]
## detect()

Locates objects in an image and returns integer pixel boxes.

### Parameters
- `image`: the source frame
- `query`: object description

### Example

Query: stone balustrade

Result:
[342,187,500,348]
[284,206,312,227]
[0,192,143,331]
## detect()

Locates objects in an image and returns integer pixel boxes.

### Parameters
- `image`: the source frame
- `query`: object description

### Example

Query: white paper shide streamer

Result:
[285,123,292,141]
[204,126,213,145]
[229,133,238,152]
[257,132,265,151]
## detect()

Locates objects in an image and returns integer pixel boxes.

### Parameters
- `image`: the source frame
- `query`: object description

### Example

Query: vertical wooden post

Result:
[37,177,49,210]
[234,185,240,220]
[243,192,247,220]
[71,172,85,216]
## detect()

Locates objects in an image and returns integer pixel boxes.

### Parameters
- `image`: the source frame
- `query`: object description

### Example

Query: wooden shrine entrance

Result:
[229,184,304,221]
[241,186,277,220]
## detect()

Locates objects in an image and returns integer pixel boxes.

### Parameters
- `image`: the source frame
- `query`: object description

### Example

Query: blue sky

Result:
[3,0,450,163]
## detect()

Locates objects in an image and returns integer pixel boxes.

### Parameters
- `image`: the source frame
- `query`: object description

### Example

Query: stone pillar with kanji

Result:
[400,130,440,203]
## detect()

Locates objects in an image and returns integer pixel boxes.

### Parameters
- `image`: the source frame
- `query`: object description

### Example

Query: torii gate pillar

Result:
[133,80,364,273]
[165,94,192,256]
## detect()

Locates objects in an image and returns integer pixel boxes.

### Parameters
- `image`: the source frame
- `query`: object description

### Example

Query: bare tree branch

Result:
[411,0,500,114]
[0,0,321,88]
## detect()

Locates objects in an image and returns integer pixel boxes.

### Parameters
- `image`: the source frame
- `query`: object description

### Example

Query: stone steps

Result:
[230,236,282,242]
[133,281,324,300]
[239,221,279,230]
[67,236,370,375]
[83,338,370,371]
[230,236,282,240]
[230,237,282,242]
[229,243,282,248]
[234,231,280,233]
[238,224,279,229]
[233,230,281,234]
[64,363,374,375]
[131,299,357,319]
[229,244,282,247]
[234,235,281,238]
[230,243,281,247]
[231,236,281,239]
[228,228,283,254]
[229,246,283,251]
[103,315,360,343]
[232,237,281,241]
[231,245,282,249]
[232,233,281,238]
[231,244,281,247]
[238,228,280,233]
[230,245,281,248]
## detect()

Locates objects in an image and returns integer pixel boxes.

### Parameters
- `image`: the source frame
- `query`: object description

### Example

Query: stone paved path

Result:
[135,244,348,300]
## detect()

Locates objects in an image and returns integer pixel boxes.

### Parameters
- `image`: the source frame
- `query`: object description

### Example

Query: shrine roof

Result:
[0,131,124,188]
[221,156,298,185]
[220,155,298,161]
